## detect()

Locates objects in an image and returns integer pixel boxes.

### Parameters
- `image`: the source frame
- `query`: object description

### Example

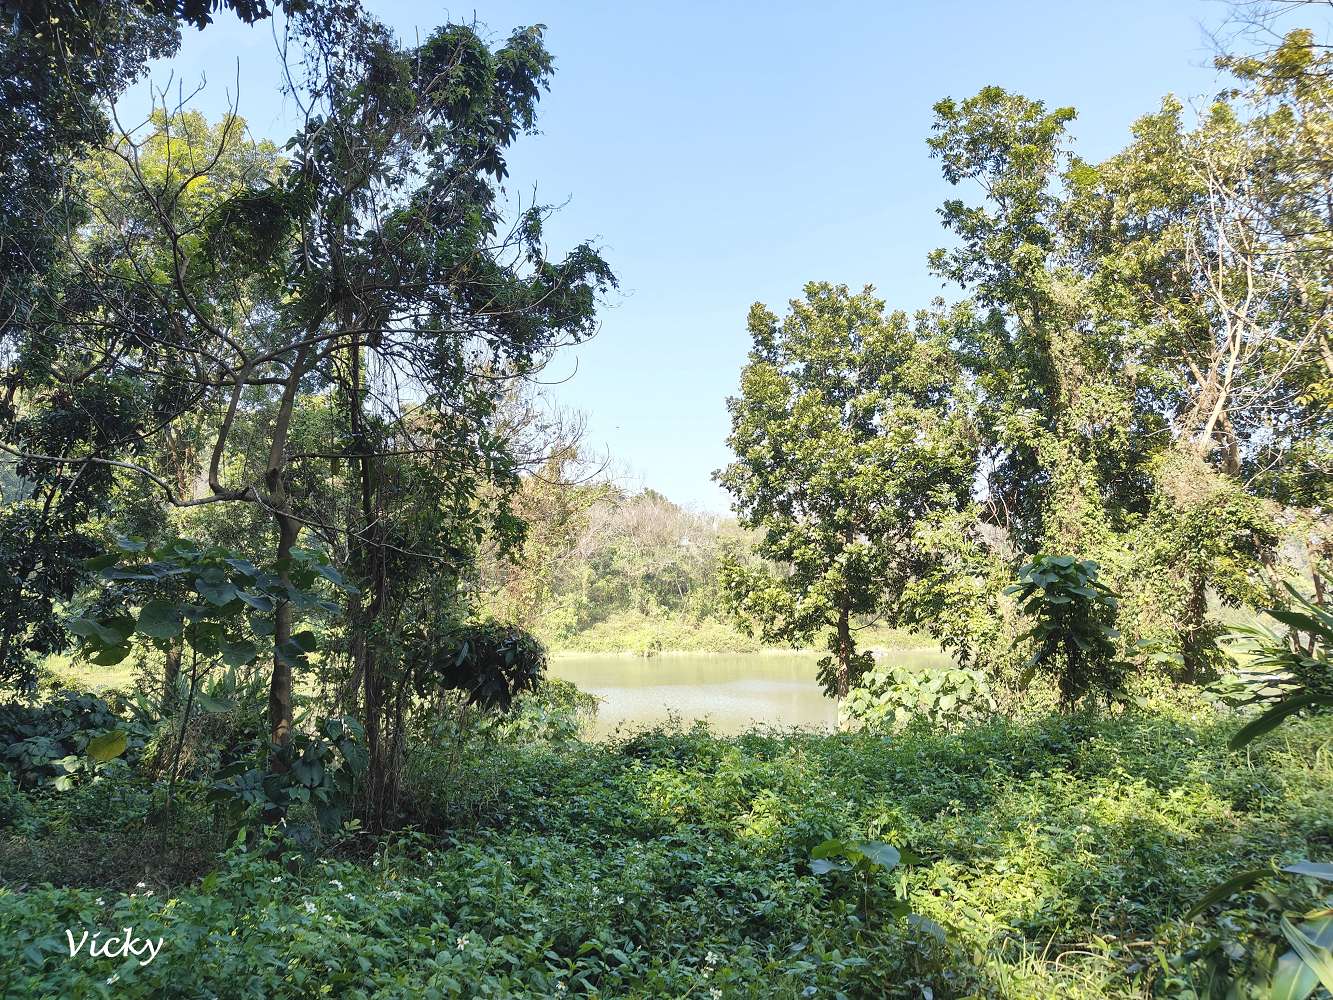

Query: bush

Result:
[1008,555,1128,710]
[0,691,149,790]
[840,656,995,731]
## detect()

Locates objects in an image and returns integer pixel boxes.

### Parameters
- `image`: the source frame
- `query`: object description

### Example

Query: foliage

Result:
[1174,862,1333,998]
[1007,555,1127,710]
[208,715,368,843]
[717,283,975,698]
[409,621,548,713]
[0,691,148,791]
[1227,586,1333,748]
[840,656,996,731]
[65,535,348,675]
[0,703,1330,996]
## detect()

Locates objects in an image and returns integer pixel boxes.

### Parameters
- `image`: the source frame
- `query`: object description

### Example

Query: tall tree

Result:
[717,283,974,698]
[4,5,613,761]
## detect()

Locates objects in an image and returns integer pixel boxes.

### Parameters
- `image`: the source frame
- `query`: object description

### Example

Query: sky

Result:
[118,0,1278,512]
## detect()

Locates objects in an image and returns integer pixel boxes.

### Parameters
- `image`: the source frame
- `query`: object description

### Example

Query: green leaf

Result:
[85,730,128,763]
[854,841,901,870]
[1281,917,1333,994]
[88,644,131,666]
[1231,694,1333,749]
[137,599,184,639]
[810,839,846,860]
[1282,862,1333,883]
[1185,868,1268,918]
[195,575,239,607]
[1270,948,1318,1000]
[220,637,259,668]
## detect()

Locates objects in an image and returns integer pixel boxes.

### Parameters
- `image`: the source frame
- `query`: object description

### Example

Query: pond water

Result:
[548,648,950,738]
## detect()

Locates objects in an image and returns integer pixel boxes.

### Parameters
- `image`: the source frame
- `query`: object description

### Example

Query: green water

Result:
[549,648,950,737]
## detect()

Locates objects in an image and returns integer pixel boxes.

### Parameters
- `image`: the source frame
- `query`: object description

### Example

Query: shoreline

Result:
[547,643,944,660]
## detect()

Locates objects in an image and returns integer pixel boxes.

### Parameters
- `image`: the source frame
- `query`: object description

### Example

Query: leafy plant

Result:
[840,657,995,731]
[1226,585,1333,749]
[208,715,368,845]
[408,620,549,712]
[809,838,917,920]
[1183,862,1333,998]
[0,691,146,790]
[1007,555,1127,710]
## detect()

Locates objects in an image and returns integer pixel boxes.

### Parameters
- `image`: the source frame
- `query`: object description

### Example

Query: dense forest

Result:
[0,1,1331,997]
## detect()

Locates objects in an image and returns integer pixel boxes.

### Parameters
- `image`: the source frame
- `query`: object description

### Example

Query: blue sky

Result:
[121,1,1259,511]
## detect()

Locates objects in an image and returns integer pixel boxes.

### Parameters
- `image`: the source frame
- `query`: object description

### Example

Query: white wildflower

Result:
[456,935,469,950]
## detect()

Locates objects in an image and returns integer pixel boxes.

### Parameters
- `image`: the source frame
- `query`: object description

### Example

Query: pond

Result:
[548,648,951,738]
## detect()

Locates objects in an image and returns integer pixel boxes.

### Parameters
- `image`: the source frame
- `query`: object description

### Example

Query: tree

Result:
[3,5,613,774]
[716,283,974,698]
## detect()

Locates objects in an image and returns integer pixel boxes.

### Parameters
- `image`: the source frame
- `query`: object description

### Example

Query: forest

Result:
[0,1,1331,997]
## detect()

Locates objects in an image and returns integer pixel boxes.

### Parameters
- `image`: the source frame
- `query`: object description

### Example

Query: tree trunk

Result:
[162,639,182,711]
[269,511,300,749]
[834,605,853,700]
[263,345,312,755]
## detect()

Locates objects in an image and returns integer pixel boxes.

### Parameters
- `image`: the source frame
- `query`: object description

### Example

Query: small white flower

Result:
[372,858,380,868]
[271,876,283,884]
[304,900,317,914]
[95,897,105,906]
[615,895,624,905]
[135,882,146,889]
[106,974,120,985]
[324,914,334,922]
[705,951,719,967]
[329,879,343,889]
[346,894,356,901]
[555,983,567,994]
[456,935,469,950]
[710,990,723,1000]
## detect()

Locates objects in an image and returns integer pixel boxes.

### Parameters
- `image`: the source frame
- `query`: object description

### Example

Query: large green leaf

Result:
[88,644,131,666]
[1185,868,1269,918]
[219,637,258,668]
[137,599,184,639]
[854,841,901,870]
[1231,694,1333,749]
[1282,862,1333,883]
[1270,948,1318,1000]
[195,575,240,606]
[85,730,128,763]
[67,615,135,646]
[1280,917,1333,994]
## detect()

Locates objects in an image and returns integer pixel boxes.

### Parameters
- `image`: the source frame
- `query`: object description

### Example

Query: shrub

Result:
[840,656,995,731]
[1008,555,1127,710]
[0,691,148,790]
